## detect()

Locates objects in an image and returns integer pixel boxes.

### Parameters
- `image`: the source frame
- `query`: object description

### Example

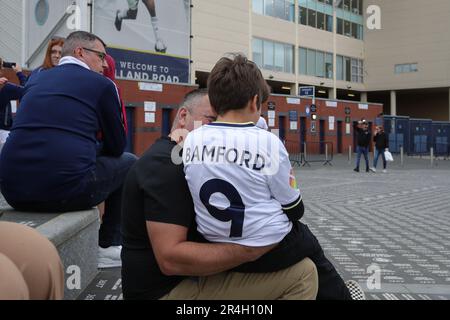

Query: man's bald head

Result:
[171,89,216,133]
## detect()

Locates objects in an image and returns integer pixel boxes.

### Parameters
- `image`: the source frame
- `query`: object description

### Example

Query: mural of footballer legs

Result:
[115,0,167,53]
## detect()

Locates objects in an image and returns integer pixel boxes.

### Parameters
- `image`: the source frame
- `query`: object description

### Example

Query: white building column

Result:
[328,88,336,100]
[360,92,368,103]
[448,88,450,121]
[390,90,397,116]
[290,84,297,96]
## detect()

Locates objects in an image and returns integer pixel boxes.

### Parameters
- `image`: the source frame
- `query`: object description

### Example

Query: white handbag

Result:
[384,150,394,162]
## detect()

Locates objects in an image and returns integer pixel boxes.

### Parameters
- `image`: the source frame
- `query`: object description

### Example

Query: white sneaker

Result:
[369,167,376,173]
[382,169,387,173]
[98,245,122,269]
[155,38,167,53]
[345,280,366,300]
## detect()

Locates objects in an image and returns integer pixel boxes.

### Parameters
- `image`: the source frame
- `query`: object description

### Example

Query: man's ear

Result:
[178,107,188,128]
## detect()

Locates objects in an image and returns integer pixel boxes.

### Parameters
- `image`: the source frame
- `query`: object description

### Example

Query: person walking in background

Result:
[354,119,371,173]
[370,126,389,173]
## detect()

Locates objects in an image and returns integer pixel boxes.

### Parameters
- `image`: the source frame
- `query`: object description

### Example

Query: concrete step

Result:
[0,206,100,300]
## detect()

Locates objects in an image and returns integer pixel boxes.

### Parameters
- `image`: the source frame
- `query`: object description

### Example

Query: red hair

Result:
[42,38,65,69]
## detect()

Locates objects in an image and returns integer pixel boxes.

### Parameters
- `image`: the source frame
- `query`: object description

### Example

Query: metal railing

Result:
[284,140,302,167]
[285,140,333,167]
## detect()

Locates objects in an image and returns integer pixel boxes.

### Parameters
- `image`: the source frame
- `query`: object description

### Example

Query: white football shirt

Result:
[183,122,301,247]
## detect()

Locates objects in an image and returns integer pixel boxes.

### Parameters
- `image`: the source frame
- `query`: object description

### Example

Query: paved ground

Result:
[2,154,449,300]
[76,154,450,300]
[297,155,450,300]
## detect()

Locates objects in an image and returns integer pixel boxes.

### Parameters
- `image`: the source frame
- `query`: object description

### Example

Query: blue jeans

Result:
[9,152,137,248]
[355,146,369,170]
[373,148,386,169]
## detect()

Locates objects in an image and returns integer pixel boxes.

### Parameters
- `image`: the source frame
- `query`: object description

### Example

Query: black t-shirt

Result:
[355,127,371,147]
[121,136,197,300]
[120,137,318,299]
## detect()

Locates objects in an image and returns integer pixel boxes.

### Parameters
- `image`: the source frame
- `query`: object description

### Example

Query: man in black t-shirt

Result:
[121,87,360,300]
[354,119,371,172]
[120,89,318,300]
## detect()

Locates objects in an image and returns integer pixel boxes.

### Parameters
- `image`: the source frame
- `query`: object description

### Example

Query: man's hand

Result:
[12,64,22,73]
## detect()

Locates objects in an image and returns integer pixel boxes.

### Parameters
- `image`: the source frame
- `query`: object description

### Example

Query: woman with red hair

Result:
[21,37,65,84]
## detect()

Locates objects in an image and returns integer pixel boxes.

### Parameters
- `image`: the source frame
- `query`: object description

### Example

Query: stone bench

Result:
[0,206,100,300]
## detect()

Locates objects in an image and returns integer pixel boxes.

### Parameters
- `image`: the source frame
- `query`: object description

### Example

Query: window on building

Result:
[326,14,333,32]
[308,9,316,27]
[287,0,295,21]
[337,55,343,80]
[307,48,316,76]
[253,38,294,74]
[351,58,358,82]
[343,0,351,11]
[285,44,294,73]
[357,24,364,40]
[395,63,419,74]
[274,43,285,72]
[358,0,363,15]
[299,47,335,79]
[299,47,307,75]
[344,20,351,37]
[253,0,294,21]
[317,12,325,30]
[337,18,343,34]
[316,51,325,77]
[344,57,351,81]
[325,53,333,78]
[299,6,307,25]
[264,0,274,16]
[351,0,359,14]
[274,0,285,20]
[358,59,364,82]
[252,38,263,67]
[252,0,264,15]
[351,22,358,38]
[263,41,274,71]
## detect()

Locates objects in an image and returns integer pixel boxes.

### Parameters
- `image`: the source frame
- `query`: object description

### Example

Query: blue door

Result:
[319,120,325,154]
[278,116,286,142]
[300,116,307,149]
[337,121,342,154]
[162,109,171,137]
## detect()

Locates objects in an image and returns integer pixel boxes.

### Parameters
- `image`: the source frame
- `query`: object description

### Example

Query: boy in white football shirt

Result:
[183,54,363,300]
[183,66,302,247]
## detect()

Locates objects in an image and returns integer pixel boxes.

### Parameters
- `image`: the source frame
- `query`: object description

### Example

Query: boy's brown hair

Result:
[207,53,270,116]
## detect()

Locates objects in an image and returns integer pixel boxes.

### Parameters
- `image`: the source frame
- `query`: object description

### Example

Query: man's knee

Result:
[298,257,318,277]
[294,257,319,297]
[121,152,138,168]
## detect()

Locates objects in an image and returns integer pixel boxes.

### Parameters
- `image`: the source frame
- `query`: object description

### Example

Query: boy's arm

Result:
[267,138,304,222]
[147,221,275,276]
